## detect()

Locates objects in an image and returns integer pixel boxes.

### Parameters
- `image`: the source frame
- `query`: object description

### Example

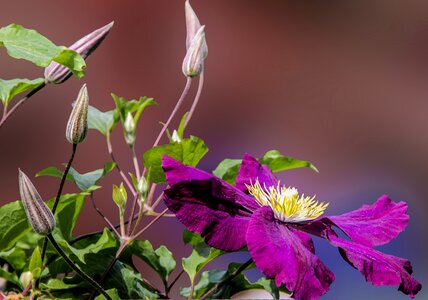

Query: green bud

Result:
[112,183,127,212]
[124,112,136,146]
[66,84,89,144]
[18,169,55,236]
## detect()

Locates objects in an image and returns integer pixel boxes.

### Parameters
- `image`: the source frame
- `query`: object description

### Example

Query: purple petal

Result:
[247,207,335,300]
[236,153,278,193]
[327,195,409,247]
[162,155,213,186]
[164,178,255,251]
[327,234,421,298]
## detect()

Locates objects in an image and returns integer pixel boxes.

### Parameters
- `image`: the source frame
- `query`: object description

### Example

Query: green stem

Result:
[199,258,253,300]
[46,234,112,300]
[38,143,77,288]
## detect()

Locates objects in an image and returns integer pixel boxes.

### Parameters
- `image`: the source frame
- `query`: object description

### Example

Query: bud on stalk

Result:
[18,170,55,236]
[185,0,202,50]
[124,112,136,146]
[182,26,207,78]
[44,22,114,84]
[66,84,89,144]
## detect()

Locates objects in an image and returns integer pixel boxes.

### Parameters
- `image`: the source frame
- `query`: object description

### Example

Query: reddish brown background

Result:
[1,1,427,299]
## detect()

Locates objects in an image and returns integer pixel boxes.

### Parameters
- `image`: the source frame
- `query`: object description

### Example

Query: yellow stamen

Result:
[246,179,329,223]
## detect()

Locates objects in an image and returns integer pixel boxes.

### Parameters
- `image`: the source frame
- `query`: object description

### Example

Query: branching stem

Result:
[184,71,204,129]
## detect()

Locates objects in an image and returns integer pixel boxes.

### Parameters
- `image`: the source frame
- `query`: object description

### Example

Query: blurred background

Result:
[1,1,427,299]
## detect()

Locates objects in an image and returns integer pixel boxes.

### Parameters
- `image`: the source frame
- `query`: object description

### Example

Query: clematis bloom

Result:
[162,154,421,300]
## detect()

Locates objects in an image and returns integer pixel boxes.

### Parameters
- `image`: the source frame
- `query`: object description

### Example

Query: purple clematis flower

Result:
[162,154,421,300]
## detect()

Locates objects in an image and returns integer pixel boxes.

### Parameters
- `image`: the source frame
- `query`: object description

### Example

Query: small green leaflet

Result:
[29,246,42,280]
[0,24,85,77]
[213,149,318,185]
[88,105,115,135]
[143,135,209,183]
[111,93,157,124]
[0,78,44,106]
[37,162,116,191]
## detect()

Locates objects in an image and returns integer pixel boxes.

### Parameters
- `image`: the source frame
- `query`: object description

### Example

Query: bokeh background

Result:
[1,1,427,299]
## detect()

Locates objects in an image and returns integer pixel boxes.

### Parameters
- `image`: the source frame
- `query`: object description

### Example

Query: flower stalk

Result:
[46,234,112,300]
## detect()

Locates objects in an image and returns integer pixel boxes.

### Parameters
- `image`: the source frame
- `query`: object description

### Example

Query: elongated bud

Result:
[124,112,136,146]
[185,0,202,50]
[66,84,89,144]
[18,170,55,236]
[44,22,114,84]
[182,26,207,77]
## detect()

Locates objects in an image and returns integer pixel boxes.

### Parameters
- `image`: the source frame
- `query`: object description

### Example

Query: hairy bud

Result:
[44,22,114,84]
[66,84,89,144]
[18,170,55,236]
[182,26,207,77]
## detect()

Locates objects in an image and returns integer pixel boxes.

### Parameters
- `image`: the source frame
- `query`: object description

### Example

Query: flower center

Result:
[246,179,329,223]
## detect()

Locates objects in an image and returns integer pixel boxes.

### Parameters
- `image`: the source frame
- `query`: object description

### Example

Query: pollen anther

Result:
[246,179,328,223]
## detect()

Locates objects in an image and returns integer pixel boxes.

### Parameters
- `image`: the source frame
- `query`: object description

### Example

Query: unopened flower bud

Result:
[66,84,89,144]
[19,271,33,288]
[182,26,207,78]
[18,170,55,236]
[124,112,136,146]
[185,0,202,49]
[137,176,149,199]
[44,22,114,84]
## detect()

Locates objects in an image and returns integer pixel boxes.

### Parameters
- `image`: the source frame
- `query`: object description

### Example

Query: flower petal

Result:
[236,153,278,193]
[327,234,421,298]
[164,178,254,251]
[327,195,409,247]
[162,155,213,186]
[247,206,335,300]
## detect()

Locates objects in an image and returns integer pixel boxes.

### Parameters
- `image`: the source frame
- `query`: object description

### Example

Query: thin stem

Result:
[39,143,77,287]
[106,132,136,196]
[199,258,254,300]
[147,183,157,206]
[184,71,204,129]
[131,146,141,180]
[167,269,184,295]
[46,234,112,300]
[151,192,164,210]
[90,194,121,237]
[127,194,140,235]
[52,143,77,214]
[132,208,168,239]
[0,83,46,129]
[152,77,192,148]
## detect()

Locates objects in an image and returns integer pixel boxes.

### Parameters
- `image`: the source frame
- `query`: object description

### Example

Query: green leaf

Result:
[0,267,21,288]
[0,247,27,271]
[213,150,318,185]
[87,105,115,135]
[130,240,176,282]
[46,193,86,240]
[111,94,157,124]
[182,239,224,286]
[0,24,85,77]
[37,162,116,191]
[0,78,44,106]
[143,135,209,183]
[212,159,242,185]
[259,150,318,173]
[40,278,83,290]
[0,200,31,251]
[95,288,121,300]
[177,112,189,140]
[29,246,42,280]
[181,262,289,299]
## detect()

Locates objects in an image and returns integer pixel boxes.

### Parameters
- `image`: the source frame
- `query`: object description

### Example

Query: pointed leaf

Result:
[143,135,208,183]
[87,105,115,135]
[0,78,44,105]
[0,24,85,77]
